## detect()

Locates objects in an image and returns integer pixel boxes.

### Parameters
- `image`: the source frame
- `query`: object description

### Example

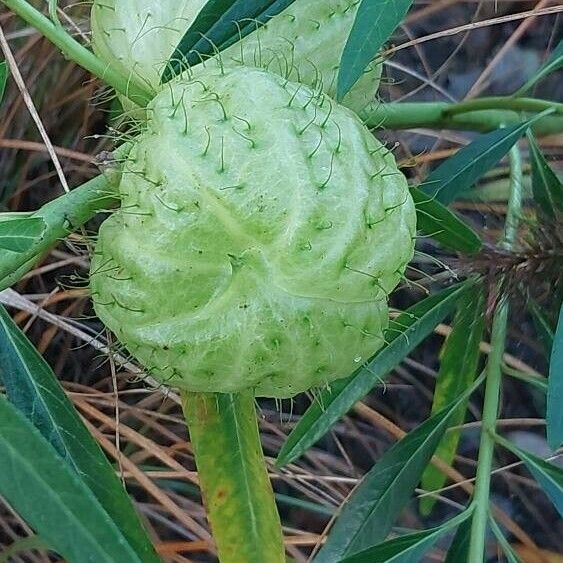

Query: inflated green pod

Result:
[90,66,415,397]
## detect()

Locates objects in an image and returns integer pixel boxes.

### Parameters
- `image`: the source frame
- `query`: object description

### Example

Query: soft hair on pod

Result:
[91,0,382,114]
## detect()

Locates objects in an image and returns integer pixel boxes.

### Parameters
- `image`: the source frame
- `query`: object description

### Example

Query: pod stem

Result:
[181,390,285,563]
[361,101,563,134]
[0,173,117,292]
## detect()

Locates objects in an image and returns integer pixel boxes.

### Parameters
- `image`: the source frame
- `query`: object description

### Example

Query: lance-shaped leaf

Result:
[183,391,284,563]
[277,281,473,467]
[337,0,414,100]
[527,131,563,218]
[411,187,482,254]
[529,298,555,356]
[444,515,473,563]
[547,305,563,450]
[0,306,159,562]
[162,0,296,81]
[314,374,484,562]
[420,283,485,515]
[423,116,549,205]
[496,435,563,516]
[0,395,153,563]
[0,60,7,102]
[337,508,472,563]
[490,516,523,563]
[0,216,45,252]
[516,39,563,96]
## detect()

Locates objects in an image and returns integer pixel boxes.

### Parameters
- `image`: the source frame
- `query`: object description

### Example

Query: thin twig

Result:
[0,22,70,192]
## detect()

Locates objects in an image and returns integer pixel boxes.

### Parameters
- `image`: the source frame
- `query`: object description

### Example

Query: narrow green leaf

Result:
[337,0,414,100]
[0,216,45,252]
[0,395,149,563]
[423,117,547,205]
[411,187,482,254]
[490,516,523,563]
[277,281,472,468]
[529,299,555,356]
[420,283,485,515]
[162,0,296,82]
[516,39,563,96]
[183,391,285,563]
[547,305,563,449]
[497,435,563,516]
[337,509,471,563]
[0,306,159,563]
[504,366,548,394]
[527,131,563,217]
[444,515,472,563]
[0,60,7,103]
[314,375,483,562]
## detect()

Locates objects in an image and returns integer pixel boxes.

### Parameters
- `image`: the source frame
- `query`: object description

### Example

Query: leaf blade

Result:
[547,305,563,450]
[277,281,473,468]
[420,283,485,514]
[338,509,471,563]
[0,60,7,103]
[0,216,45,252]
[0,306,159,563]
[314,376,484,561]
[0,395,148,563]
[527,130,563,217]
[516,39,563,96]
[490,516,523,563]
[183,391,284,562]
[444,515,473,563]
[423,118,545,205]
[337,0,415,100]
[162,0,296,82]
[411,187,482,254]
[497,436,563,516]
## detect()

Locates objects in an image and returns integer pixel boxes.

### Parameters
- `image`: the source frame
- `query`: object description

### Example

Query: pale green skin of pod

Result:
[91,0,382,114]
[90,67,416,398]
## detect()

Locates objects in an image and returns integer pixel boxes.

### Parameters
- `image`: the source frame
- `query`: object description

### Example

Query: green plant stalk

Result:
[467,145,523,563]
[442,97,563,117]
[1,0,152,106]
[0,173,116,292]
[182,391,285,563]
[361,103,563,134]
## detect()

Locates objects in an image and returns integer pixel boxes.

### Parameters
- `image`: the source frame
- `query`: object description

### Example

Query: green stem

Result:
[442,97,563,117]
[0,173,117,291]
[182,391,285,563]
[467,145,523,563]
[361,102,563,134]
[1,0,152,106]
[467,297,509,563]
[502,146,524,248]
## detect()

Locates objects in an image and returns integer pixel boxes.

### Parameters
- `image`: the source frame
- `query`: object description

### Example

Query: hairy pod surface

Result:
[91,0,382,113]
[90,67,415,397]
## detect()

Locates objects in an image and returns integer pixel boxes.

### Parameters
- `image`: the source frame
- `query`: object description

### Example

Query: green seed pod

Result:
[90,66,415,397]
[91,0,381,113]
[91,0,208,95]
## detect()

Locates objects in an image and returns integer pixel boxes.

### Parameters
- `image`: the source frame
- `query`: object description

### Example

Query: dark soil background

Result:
[0,1,561,562]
